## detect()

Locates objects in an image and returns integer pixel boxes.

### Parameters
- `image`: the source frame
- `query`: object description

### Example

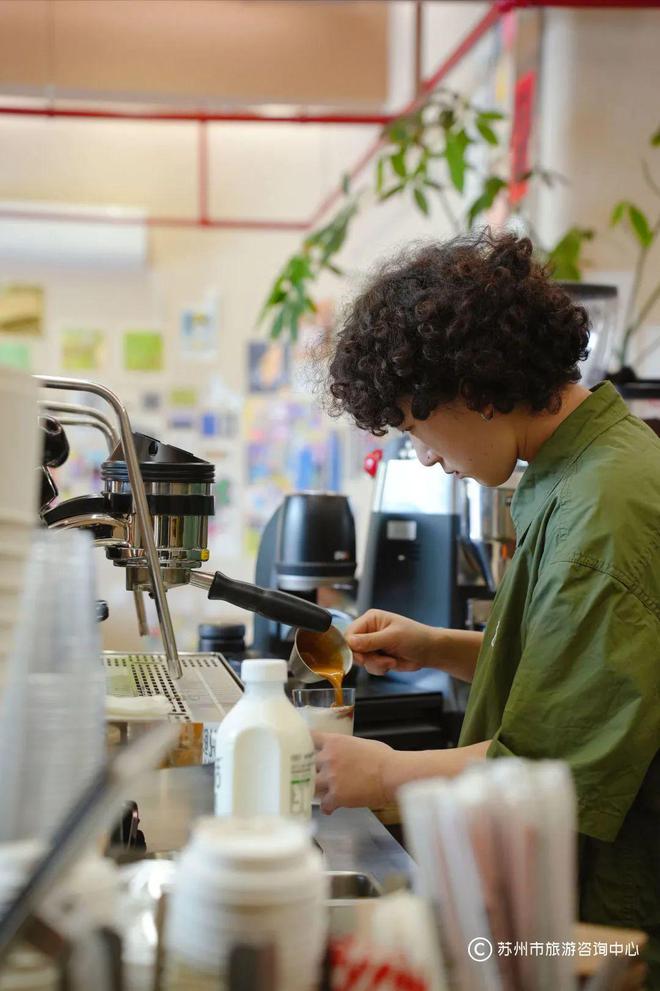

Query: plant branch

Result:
[620,211,660,364]
[630,278,660,335]
[621,244,650,358]
[642,158,660,201]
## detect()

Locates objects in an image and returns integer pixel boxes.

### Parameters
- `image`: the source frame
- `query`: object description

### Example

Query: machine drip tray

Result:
[104,652,244,764]
[104,651,243,724]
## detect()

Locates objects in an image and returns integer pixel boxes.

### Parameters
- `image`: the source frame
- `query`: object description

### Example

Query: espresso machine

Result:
[35,376,332,758]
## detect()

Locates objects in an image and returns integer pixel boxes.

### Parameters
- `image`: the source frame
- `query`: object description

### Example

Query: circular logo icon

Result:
[468,937,493,962]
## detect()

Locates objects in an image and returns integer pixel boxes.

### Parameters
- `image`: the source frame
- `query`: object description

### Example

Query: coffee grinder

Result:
[252,492,357,659]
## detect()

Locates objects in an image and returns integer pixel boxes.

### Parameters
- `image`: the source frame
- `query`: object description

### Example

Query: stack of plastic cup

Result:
[0,529,106,844]
[0,367,39,692]
[164,816,328,991]
[0,840,57,991]
[0,840,45,918]
[40,853,120,991]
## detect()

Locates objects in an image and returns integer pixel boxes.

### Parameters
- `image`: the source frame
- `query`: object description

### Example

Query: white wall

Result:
[536,10,660,373]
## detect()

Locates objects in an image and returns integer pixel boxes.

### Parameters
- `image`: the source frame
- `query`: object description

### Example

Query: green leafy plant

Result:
[258,195,360,342]
[546,226,595,281]
[374,90,507,231]
[259,88,589,343]
[609,131,660,370]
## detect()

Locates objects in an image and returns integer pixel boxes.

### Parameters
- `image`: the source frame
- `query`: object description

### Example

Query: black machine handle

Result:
[39,415,70,469]
[204,570,332,633]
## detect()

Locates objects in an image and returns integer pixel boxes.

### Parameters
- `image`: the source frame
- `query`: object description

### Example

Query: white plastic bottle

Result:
[214,659,315,820]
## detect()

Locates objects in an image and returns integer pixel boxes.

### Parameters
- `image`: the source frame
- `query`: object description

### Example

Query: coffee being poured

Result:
[296,628,348,705]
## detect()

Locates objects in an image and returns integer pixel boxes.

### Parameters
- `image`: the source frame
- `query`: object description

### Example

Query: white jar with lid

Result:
[164,816,328,991]
[214,659,314,819]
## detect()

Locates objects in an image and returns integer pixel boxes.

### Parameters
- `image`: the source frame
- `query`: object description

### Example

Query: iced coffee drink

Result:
[292,688,356,736]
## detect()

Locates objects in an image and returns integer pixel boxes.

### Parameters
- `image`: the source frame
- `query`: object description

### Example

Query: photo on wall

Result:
[123,330,164,372]
[0,284,44,336]
[248,341,290,393]
[60,328,105,372]
[180,295,219,358]
[0,340,31,371]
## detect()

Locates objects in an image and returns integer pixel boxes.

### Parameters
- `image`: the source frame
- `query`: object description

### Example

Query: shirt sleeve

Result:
[487,557,660,842]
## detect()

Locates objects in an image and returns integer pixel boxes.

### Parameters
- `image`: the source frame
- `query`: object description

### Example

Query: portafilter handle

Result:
[190,571,332,633]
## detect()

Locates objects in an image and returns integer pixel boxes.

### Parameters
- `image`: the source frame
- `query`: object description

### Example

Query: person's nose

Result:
[411,436,440,467]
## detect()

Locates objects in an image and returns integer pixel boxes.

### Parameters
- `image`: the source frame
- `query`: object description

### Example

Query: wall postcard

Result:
[167,386,198,433]
[180,296,219,359]
[201,410,239,440]
[0,340,31,371]
[141,392,162,412]
[170,387,199,408]
[0,284,44,336]
[244,395,336,554]
[248,341,290,393]
[60,329,105,372]
[123,330,164,372]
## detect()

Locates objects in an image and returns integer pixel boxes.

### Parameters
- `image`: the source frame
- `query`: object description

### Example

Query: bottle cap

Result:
[240,658,287,683]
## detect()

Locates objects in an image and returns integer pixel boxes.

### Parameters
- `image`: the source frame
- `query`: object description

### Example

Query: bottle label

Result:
[203,724,218,764]
[214,755,223,807]
[289,749,315,818]
[213,741,314,818]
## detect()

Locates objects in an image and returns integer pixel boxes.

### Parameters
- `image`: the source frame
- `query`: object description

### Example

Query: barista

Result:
[314,231,660,983]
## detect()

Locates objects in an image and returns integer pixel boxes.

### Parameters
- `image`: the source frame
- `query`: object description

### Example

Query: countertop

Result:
[130,764,415,887]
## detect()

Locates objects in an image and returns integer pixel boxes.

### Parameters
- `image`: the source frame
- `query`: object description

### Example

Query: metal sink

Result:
[326,871,382,900]
[325,871,382,937]
[115,860,383,939]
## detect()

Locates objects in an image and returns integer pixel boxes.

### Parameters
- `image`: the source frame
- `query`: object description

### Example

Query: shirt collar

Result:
[510,381,630,542]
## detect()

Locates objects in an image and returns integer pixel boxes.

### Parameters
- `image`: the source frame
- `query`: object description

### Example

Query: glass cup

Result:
[291,688,356,737]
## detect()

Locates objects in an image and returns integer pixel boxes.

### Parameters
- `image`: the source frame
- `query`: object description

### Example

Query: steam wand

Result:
[38,400,120,452]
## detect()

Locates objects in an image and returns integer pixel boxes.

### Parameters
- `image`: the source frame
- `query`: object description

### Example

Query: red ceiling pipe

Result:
[0,4,504,233]
[0,207,308,232]
[498,0,660,5]
[198,120,209,226]
[419,6,503,98]
[0,105,393,126]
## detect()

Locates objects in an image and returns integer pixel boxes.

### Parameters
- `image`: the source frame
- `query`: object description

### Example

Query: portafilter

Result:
[43,429,331,631]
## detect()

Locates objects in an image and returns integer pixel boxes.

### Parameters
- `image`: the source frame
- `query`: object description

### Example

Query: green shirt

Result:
[459,382,660,980]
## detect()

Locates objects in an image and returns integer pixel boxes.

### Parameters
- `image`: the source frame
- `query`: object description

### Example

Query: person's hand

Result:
[345,609,436,675]
[313,732,396,814]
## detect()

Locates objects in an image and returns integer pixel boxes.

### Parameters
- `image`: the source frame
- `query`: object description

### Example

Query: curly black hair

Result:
[326,230,590,435]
